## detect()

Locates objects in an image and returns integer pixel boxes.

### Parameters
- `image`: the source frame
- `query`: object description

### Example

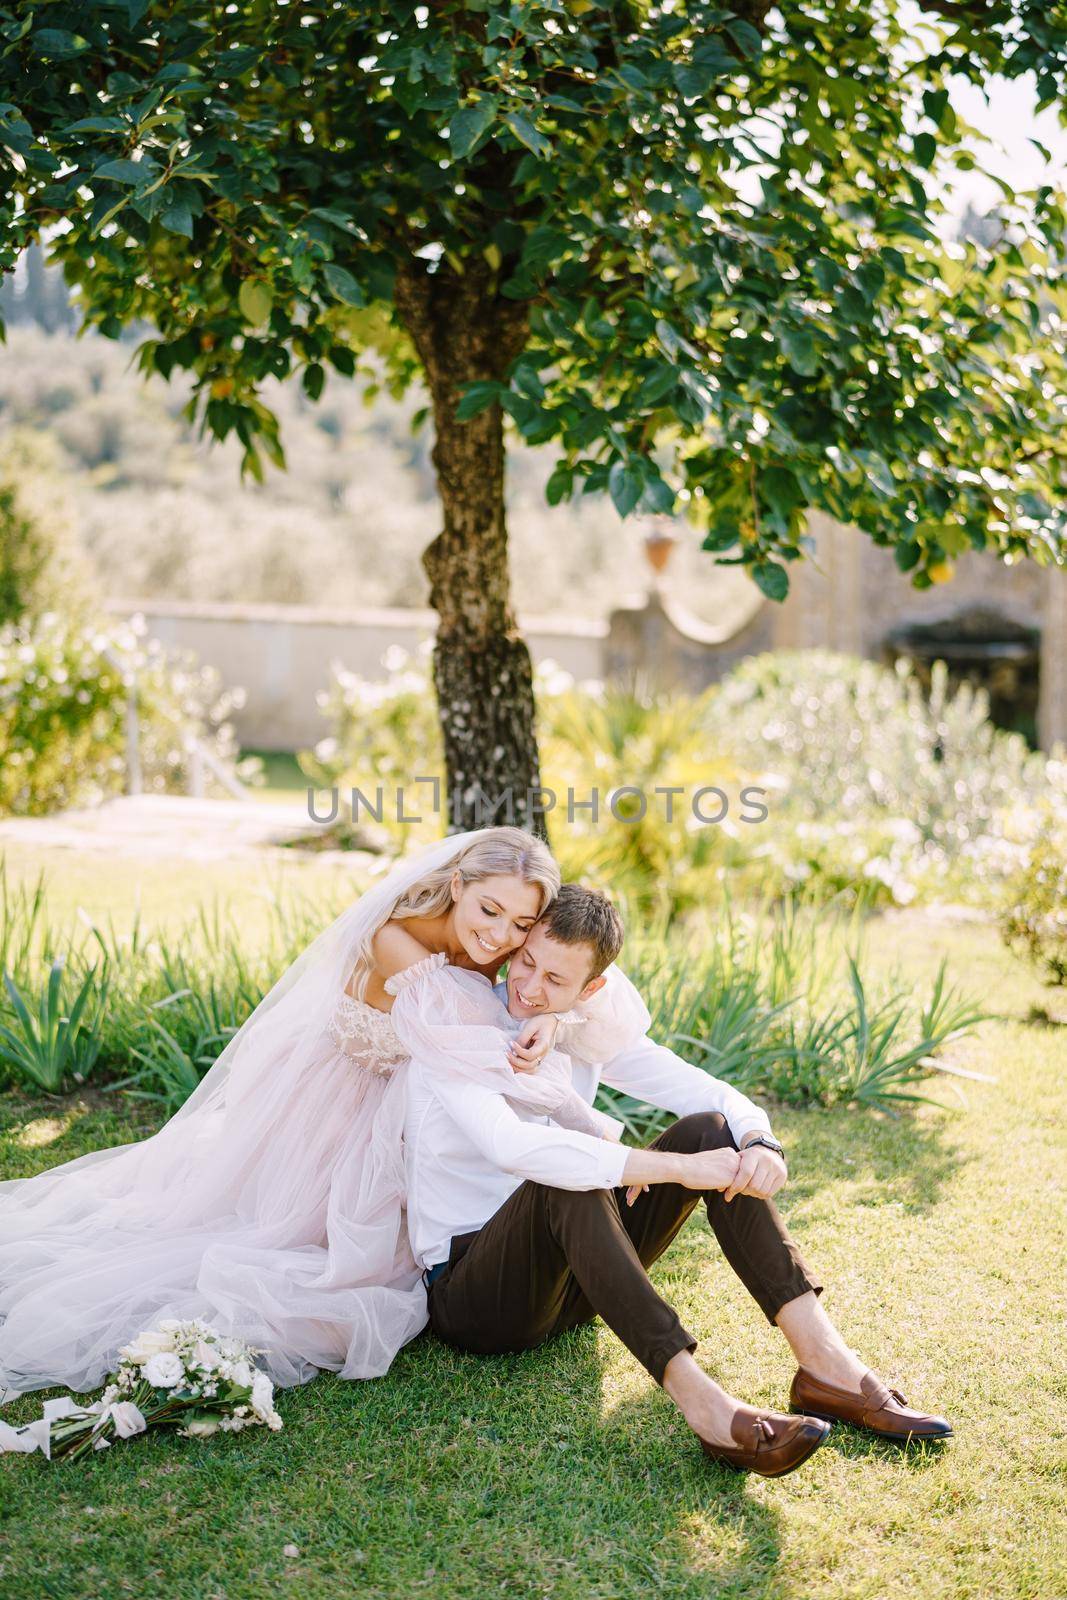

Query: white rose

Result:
[250,1372,275,1420]
[229,1360,253,1390]
[183,1418,220,1438]
[120,1329,174,1364]
[108,1402,147,1439]
[143,1352,186,1390]
[192,1339,220,1372]
[157,1318,183,1333]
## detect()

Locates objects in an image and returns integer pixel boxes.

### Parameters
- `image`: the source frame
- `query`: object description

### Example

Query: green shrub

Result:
[606,901,987,1129]
[709,650,1057,905]
[540,676,737,916]
[298,642,443,850]
[0,428,96,627]
[301,645,1065,914]
[0,611,254,815]
[1001,817,1067,986]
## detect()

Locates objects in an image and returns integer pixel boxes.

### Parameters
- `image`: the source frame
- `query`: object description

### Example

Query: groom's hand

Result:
[724,1140,788,1202]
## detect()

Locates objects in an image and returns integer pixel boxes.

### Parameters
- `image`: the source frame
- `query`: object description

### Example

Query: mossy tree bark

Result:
[394,258,547,839]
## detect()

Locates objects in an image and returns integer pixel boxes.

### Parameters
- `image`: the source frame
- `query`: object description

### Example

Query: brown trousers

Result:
[427,1111,824,1385]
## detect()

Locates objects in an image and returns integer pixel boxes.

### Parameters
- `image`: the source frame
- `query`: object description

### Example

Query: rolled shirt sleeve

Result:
[436,1075,630,1191]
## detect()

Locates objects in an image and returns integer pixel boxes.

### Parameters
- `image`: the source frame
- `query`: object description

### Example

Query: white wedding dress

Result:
[0,979,429,1399]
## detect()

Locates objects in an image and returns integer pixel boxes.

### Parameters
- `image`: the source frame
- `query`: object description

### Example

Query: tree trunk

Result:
[393,258,547,838]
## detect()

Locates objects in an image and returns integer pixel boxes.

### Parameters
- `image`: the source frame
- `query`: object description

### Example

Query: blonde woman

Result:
[0,827,587,1406]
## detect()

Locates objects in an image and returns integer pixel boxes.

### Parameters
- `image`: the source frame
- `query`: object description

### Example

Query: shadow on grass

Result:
[305,1325,788,1598]
[774,1102,968,1217]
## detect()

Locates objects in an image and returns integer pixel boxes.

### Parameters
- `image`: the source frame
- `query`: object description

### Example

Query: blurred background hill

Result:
[0,245,756,626]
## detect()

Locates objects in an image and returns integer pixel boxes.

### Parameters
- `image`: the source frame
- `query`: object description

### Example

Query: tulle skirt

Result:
[0,1041,428,1402]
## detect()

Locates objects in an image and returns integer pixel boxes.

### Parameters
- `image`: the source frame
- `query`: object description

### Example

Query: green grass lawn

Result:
[0,851,1065,1600]
[241,748,310,806]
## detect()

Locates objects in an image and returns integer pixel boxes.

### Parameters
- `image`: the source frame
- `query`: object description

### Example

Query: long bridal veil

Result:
[0,828,491,1402]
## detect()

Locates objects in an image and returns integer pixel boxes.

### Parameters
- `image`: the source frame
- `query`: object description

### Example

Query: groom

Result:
[401,884,952,1477]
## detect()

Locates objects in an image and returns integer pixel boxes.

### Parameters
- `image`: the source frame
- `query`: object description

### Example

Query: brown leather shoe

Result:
[697,1407,831,1477]
[790,1365,952,1442]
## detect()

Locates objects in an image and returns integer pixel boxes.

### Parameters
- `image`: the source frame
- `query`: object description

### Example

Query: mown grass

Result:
[0,856,1065,1599]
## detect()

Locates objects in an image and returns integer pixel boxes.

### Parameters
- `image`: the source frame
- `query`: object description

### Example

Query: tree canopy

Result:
[3,1,1065,602]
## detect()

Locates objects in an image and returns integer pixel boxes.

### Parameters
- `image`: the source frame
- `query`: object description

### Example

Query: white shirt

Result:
[390,962,774,1271]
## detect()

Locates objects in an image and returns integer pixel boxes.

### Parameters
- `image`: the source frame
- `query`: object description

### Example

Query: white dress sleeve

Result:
[388,963,628,1188]
[387,961,590,1121]
[557,963,652,1065]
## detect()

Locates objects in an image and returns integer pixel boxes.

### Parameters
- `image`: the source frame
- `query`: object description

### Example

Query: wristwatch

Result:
[743,1134,785,1157]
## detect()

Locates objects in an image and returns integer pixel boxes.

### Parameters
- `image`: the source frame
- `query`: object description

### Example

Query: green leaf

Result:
[94,158,147,185]
[450,99,498,158]
[726,19,762,59]
[778,326,816,375]
[63,116,128,134]
[511,363,545,402]
[239,279,273,327]
[913,131,937,169]
[302,362,325,401]
[31,29,90,58]
[608,460,642,518]
[502,112,551,160]
[455,381,501,420]
[761,465,804,517]
[812,257,841,292]
[751,560,789,601]
[634,366,680,407]
[310,208,360,234]
[923,88,950,129]
[856,449,895,496]
[640,474,675,515]
[545,464,573,506]
[160,202,193,238]
[323,264,365,306]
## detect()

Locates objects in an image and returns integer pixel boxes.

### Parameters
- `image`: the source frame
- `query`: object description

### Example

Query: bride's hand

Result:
[506,1012,560,1074]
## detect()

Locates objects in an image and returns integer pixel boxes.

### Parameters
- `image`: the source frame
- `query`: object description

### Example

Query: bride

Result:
[0,825,573,1402]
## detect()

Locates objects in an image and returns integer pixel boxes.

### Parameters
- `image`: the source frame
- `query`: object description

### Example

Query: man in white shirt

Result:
[393,886,952,1476]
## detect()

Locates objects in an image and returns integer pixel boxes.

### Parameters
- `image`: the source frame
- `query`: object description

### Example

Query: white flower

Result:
[182,1418,220,1438]
[229,1359,253,1390]
[143,1351,186,1390]
[120,1329,175,1364]
[250,1371,275,1420]
[192,1339,220,1372]
[108,1402,147,1439]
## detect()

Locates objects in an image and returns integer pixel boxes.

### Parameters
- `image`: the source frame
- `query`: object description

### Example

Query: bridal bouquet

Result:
[0,1317,283,1461]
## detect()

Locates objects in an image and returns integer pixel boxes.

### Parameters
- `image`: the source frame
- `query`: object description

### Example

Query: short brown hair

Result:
[536,882,625,981]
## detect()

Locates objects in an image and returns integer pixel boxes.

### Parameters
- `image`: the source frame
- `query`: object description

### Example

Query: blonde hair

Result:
[348,827,560,1001]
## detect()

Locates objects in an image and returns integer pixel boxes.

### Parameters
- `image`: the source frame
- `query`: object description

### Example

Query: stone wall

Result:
[106,522,1067,756]
[104,598,606,752]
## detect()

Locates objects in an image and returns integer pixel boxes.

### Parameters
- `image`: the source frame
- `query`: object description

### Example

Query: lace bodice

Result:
[326,953,449,1078]
[326,994,408,1078]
